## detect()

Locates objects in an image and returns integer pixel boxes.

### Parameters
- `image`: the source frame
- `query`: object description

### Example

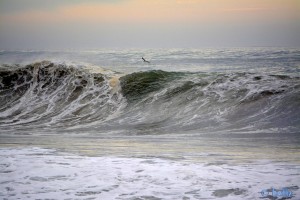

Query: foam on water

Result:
[0,147,299,200]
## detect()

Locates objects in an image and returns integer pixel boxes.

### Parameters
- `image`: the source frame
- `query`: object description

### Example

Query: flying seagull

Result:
[142,57,150,63]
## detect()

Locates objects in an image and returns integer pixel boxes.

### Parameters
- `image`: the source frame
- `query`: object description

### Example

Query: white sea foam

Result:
[0,147,299,200]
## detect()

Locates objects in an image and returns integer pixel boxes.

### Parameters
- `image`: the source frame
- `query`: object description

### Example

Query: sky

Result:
[0,0,299,49]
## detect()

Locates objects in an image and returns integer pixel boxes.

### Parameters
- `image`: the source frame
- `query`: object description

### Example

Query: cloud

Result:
[222,7,274,12]
[1,1,196,24]
[0,0,125,14]
[176,0,199,4]
[1,0,299,25]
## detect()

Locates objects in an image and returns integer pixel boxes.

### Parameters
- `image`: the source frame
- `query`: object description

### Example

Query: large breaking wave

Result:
[0,61,299,135]
[0,61,125,131]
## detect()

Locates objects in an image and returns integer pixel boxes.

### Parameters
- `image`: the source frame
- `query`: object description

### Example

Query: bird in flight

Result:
[142,57,150,63]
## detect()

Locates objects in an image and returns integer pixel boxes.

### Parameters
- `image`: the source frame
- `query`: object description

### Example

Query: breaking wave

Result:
[0,61,299,134]
[0,61,125,130]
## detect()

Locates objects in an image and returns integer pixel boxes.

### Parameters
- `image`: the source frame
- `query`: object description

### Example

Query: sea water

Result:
[0,48,299,199]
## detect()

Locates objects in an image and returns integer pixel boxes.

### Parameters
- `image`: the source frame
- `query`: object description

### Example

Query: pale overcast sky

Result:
[0,0,299,49]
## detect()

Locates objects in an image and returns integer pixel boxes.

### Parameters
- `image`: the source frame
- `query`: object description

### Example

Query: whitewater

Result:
[0,48,299,199]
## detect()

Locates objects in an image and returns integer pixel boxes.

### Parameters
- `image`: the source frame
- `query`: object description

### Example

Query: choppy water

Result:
[0,48,300,199]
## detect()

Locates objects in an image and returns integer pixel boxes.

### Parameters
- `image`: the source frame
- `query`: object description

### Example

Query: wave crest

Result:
[0,61,299,134]
[0,61,125,129]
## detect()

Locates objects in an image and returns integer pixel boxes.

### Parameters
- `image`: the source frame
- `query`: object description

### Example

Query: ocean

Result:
[0,48,299,199]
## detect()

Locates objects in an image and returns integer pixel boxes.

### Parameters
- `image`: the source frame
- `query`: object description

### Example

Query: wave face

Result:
[0,61,125,131]
[0,61,299,135]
